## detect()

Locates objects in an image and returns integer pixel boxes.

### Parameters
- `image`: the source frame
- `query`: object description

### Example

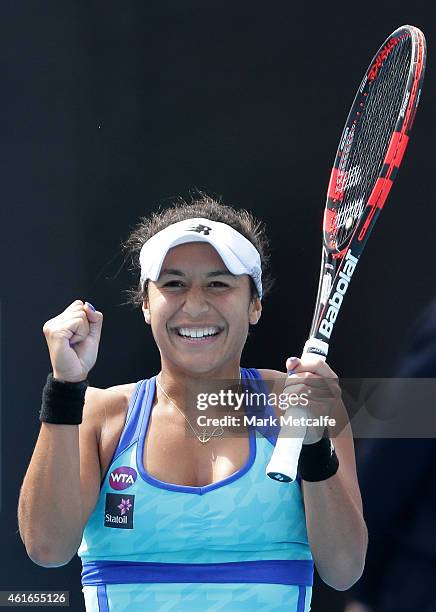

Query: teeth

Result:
[178,327,219,338]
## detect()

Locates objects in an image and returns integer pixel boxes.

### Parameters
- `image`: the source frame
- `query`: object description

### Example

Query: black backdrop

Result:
[3,2,436,610]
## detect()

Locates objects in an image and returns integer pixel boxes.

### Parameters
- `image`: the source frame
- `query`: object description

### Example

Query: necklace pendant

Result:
[197,426,224,443]
[198,430,212,443]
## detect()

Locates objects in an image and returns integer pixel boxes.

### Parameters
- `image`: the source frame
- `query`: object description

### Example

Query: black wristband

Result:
[297,437,339,482]
[39,373,89,425]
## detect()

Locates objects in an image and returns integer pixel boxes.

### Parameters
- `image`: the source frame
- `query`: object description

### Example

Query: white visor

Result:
[139,217,263,299]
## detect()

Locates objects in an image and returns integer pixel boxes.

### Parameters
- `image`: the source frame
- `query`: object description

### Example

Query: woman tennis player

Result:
[18,194,367,611]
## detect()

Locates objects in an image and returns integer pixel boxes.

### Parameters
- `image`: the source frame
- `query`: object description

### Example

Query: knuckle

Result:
[42,321,54,335]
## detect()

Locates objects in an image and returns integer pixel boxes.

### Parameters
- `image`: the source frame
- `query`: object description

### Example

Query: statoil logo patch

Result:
[109,466,137,490]
[104,493,135,529]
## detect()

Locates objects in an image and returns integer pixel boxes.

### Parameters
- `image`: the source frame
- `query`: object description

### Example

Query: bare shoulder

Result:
[83,383,137,438]
[76,382,138,525]
[81,382,138,483]
[256,369,287,391]
[253,369,287,420]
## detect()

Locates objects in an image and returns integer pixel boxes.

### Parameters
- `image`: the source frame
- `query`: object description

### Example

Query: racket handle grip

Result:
[265,338,329,483]
[265,431,304,482]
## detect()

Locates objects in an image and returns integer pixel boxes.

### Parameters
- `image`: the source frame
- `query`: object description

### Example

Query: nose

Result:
[181,285,209,318]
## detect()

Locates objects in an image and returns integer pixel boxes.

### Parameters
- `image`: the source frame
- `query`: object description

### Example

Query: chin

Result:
[177,361,219,376]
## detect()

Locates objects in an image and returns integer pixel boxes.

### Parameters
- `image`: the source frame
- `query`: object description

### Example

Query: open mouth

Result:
[173,326,224,341]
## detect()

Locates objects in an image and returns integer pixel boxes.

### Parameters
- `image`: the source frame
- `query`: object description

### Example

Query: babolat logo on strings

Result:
[319,251,358,340]
[104,493,135,529]
[187,223,212,235]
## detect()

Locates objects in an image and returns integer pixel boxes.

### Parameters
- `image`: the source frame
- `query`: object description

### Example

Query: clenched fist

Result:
[42,300,103,382]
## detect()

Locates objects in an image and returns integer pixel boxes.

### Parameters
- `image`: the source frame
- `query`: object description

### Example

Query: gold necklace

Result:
[156,372,241,444]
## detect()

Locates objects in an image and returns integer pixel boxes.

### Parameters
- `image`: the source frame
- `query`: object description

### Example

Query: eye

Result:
[209,281,229,288]
[162,280,184,288]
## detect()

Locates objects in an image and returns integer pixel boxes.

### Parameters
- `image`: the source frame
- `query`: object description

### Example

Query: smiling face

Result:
[142,242,262,378]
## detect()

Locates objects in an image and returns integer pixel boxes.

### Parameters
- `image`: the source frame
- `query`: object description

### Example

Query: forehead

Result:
[160,242,227,273]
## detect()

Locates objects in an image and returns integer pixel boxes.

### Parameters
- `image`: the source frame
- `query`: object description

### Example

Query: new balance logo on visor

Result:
[187,224,212,235]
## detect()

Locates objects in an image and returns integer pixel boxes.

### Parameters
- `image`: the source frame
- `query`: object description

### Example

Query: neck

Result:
[156,361,242,415]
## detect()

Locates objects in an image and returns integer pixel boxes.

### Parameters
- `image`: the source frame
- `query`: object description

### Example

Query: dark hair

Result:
[121,191,274,307]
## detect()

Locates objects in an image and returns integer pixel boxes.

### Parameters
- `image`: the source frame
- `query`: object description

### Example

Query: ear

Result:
[249,297,262,325]
[142,300,151,325]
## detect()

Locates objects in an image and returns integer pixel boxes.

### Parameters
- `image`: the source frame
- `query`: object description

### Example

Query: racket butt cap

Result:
[265,454,298,482]
[266,471,294,483]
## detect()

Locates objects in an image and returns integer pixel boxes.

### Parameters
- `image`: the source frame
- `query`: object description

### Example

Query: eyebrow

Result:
[159,268,237,278]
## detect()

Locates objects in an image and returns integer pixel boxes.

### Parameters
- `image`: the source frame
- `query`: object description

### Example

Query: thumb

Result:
[286,356,300,374]
[84,302,103,340]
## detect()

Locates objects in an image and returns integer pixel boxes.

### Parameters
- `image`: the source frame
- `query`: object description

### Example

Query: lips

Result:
[171,325,224,342]
[177,326,221,338]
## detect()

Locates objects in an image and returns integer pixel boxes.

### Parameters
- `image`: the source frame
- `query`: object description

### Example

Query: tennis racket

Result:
[266,24,426,482]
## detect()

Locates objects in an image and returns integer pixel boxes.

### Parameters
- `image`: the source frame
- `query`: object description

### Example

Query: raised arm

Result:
[18,300,104,567]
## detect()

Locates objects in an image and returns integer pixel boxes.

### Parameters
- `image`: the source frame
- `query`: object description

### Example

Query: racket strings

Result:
[333,37,412,247]
[357,40,411,189]
[343,40,410,224]
[337,41,407,230]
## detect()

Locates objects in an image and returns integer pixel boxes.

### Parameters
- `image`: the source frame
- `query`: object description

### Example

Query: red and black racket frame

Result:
[305,25,426,359]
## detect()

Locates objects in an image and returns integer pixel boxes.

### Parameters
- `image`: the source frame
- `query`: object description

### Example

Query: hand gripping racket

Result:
[266,25,426,482]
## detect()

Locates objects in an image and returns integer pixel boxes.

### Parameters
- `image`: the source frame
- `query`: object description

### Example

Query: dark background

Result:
[3,1,435,610]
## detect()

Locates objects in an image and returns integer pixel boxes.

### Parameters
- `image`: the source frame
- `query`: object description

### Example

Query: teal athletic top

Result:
[78,367,314,611]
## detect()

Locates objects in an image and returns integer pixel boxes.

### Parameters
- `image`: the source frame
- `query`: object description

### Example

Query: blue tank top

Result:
[78,368,313,611]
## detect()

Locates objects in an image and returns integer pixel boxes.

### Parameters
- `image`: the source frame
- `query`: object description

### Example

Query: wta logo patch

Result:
[109,466,137,490]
